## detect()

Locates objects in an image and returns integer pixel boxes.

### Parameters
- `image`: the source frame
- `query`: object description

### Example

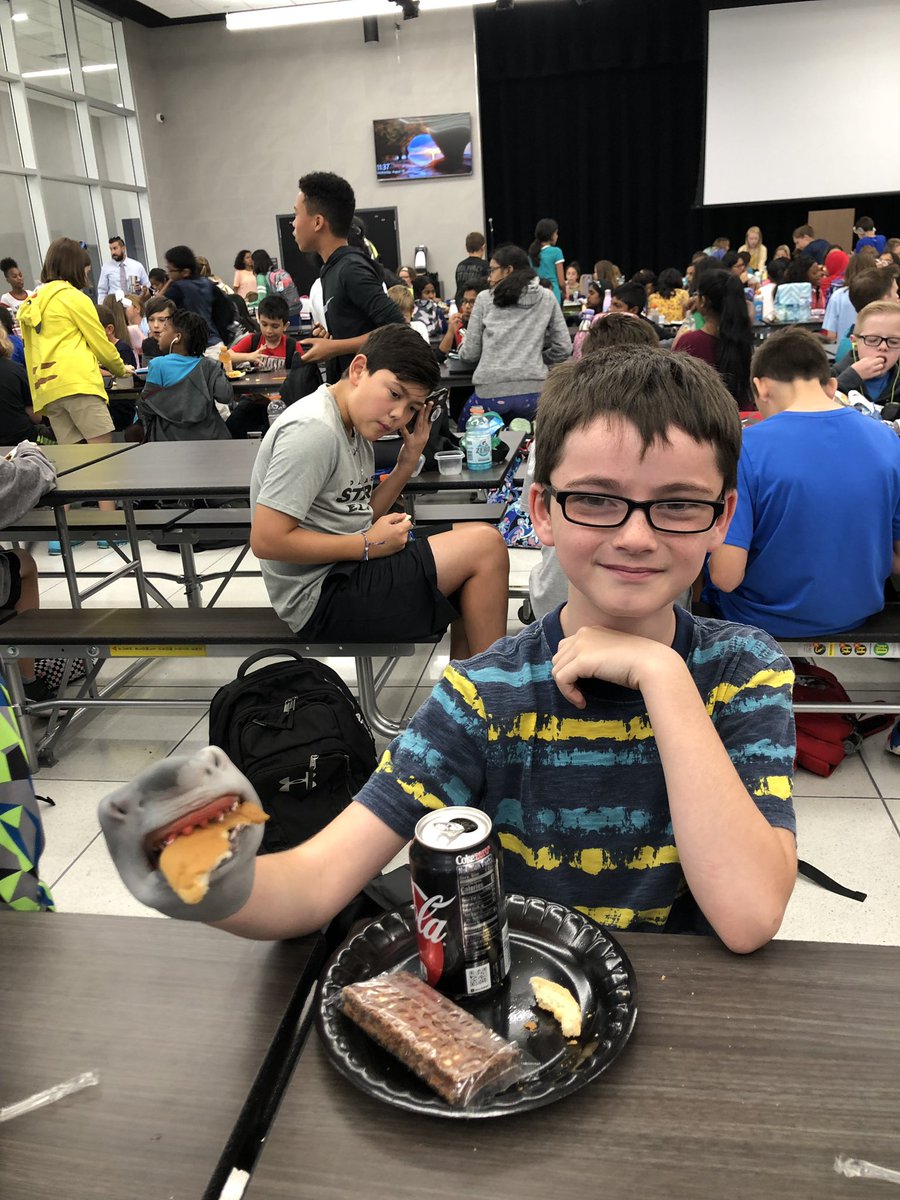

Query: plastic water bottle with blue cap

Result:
[465,407,492,472]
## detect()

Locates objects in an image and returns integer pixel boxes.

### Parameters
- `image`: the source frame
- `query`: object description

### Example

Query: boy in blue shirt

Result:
[102,346,797,953]
[706,327,900,637]
[835,300,900,408]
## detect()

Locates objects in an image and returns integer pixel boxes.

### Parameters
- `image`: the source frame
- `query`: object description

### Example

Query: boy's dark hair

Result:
[751,327,831,386]
[258,293,290,323]
[656,267,683,299]
[631,268,657,289]
[297,171,355,240]
[491,244,535,308]
[41,237,89,289]
[849,268,897,313]
[583,312,659,356]
[534,346,741,491]
[720,251,740,270]
[412,273,436,300]
[148,267,167,287]
[465,231,486,254]
[164,245,198,275]
[0,306,13,336]
[358,323,440,393]
[171,309,209,358]
[793,224,815,239]
[145,294,176,318]
[461,279,487,300]
[251,249,272,275]
[109,235,124,247]
[767,257,790,285]
[233,249,250,271]
[1,257,18,275]
[611,281,646,312]
[735,250,752,268]
[855,216,875,232]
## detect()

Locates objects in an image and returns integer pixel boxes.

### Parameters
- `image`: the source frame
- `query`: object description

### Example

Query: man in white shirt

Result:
[96,236,150,302]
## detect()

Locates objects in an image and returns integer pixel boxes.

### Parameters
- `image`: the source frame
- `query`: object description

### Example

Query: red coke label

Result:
[411,881,453,986]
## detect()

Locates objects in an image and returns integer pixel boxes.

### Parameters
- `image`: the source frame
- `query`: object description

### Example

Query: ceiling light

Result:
[11,12,28,21]
[21,66,71,78]
[226,0,490,32]
[83,63,118,72]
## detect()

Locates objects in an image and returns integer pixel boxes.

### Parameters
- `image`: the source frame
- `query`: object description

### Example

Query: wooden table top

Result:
[246,932,900,1200]
[0,912,323,1200]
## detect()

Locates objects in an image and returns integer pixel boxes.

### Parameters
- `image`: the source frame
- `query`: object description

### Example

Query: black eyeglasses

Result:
[544,487,725,533]
[857,334,900,350]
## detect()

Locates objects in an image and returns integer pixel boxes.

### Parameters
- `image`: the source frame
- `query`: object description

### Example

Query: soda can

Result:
[409,807,510,998]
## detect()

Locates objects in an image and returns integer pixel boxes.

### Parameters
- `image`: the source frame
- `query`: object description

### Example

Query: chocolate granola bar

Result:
[340,971,522,1106]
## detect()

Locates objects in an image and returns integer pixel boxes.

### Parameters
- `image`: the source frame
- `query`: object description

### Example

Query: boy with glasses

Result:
[103,345,796,954]
[707,327,900,637]
[836,300,900,407]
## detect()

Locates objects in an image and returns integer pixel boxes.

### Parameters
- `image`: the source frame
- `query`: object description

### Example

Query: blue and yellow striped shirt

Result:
[357,607,796,933]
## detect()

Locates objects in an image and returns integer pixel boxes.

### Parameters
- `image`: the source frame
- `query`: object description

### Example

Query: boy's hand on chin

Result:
[552,626,679,707]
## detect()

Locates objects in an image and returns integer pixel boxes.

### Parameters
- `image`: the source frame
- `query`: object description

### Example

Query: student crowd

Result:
[3,177,900,947]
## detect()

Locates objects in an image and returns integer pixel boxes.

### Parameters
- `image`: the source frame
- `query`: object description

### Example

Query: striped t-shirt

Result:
[356,606,796,933]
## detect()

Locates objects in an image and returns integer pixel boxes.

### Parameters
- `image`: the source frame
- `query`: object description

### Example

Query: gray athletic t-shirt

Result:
[249,384,374,632]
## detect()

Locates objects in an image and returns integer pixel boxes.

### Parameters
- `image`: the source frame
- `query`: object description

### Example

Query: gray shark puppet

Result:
[99,746,266,921]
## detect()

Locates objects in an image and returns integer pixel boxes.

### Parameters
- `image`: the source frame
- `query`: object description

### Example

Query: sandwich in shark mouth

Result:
[145,794,268,905]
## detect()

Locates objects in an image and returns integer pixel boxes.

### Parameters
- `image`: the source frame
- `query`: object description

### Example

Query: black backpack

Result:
[208,649,377,854]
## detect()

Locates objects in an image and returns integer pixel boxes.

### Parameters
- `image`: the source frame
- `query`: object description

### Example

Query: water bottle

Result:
[465,407,492,472]
[267,398,286,426]
[753,296,763,324]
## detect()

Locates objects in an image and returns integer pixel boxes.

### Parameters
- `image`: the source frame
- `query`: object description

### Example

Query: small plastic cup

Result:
[435,450,464,476]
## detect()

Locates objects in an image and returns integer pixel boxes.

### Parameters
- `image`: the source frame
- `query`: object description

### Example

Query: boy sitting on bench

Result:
[105,345,797,953]
[705,327,900,637]
[249,323,509,659]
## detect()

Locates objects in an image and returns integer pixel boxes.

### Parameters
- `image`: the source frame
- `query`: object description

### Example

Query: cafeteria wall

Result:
[473,0,900,276]
[123,11,484,287]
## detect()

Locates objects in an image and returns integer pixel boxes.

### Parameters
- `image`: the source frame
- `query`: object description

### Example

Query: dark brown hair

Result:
[145,294,176,319]
[465,231,485,253]
[97,297,128,342]
[582,312,659,356]
[357,323,440,392]
[533,346,742,492]
[41,237,89,289]
[848,268,897,313]
[751,327,831,386]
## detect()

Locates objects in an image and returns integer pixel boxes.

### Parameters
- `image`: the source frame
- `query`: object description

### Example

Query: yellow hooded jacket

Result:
[17,281,126,413]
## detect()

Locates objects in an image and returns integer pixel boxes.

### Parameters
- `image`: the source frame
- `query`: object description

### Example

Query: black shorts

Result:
[0,549,22,612]
[297,527,460,643]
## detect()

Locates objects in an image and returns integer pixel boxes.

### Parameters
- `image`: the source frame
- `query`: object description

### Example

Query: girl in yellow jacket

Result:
[18,237,132,445]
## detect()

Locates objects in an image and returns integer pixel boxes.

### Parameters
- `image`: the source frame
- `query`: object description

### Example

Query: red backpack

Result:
[791,661,893,777]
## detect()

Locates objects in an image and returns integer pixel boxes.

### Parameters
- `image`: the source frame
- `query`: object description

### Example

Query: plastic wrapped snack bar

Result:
[340,971,524,1107]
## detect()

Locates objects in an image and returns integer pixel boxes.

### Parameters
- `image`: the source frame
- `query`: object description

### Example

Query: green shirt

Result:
[0,678,54,911]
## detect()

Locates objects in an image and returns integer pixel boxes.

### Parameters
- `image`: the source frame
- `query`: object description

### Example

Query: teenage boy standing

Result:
[292,172,404,384]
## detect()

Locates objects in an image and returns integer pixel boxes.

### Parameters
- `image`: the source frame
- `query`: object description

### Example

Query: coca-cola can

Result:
[409,807,510,998]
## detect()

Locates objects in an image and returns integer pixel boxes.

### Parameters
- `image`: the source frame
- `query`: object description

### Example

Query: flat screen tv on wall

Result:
[373,113,473,182]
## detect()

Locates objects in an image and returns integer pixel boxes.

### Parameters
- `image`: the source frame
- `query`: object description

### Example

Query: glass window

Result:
[0,85,23,167]
[0,176,42,290]
[12,0,72,90]
[75,8,122,107]
[41,178,99,279]
[99,188,146,266]
[27,91,85,176]
[90,110,133,183]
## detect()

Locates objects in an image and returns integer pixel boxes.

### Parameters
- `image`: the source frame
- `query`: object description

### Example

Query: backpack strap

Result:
[284,336,297,366]
[250,331,261,352]
[798,859,867,902]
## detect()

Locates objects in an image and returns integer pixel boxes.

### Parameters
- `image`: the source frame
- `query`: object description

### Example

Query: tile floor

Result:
[20,540,900,945]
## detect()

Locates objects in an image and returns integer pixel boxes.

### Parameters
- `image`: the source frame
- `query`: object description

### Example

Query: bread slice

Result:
[530,976,582,1037]
[158,801,267,904]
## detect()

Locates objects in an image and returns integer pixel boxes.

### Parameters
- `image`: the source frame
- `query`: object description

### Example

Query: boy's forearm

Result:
[250,520,365,565]
[642,658,796,953]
